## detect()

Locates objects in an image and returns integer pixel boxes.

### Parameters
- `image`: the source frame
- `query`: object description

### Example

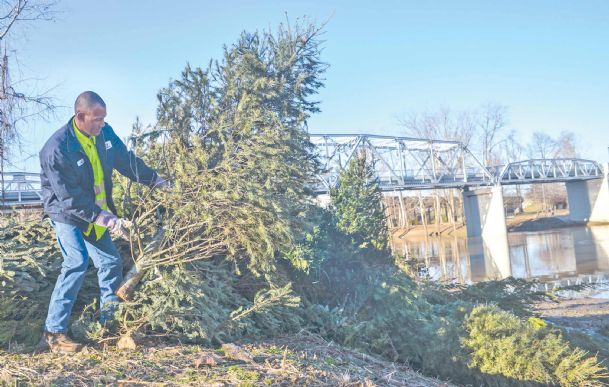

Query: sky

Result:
[6,0,609,171]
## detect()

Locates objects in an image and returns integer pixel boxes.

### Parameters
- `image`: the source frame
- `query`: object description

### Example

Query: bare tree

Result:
[398,106,476,146]
[503,129,524,161]
[527,130,579,159]
[477,102,508,166]
[528,131,559,159]
[525,131,577,213]
[0,0,56,202]
[555,130,579,158]
[526,132,554,212]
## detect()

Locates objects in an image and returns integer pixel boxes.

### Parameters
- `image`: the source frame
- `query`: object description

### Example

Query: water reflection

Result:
[392,225,609,284]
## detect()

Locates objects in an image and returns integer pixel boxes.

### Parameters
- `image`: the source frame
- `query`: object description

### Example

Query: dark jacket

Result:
[40,118,158,231]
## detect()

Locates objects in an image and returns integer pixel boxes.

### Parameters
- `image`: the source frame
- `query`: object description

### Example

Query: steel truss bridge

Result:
[310,134,604,193]
[0,172,43,208]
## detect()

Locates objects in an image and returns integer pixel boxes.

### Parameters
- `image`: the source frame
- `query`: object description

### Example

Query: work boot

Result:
[35,331,83,354]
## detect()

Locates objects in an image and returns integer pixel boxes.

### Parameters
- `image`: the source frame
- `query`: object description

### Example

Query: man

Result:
[37,91,168,353]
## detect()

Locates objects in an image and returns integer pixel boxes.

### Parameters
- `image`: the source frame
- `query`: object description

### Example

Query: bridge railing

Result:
[0,172,43,208]
[370,168,495,185]
[496,159,603,184]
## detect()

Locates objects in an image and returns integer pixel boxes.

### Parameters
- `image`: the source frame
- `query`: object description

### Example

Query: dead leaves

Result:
[117,334,137,351]
[192,343,252,369]
[221,343,253,363]
[194,353,224,368]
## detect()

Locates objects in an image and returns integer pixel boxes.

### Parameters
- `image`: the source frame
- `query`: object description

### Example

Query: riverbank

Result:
[534,291,609,336]
[533,289,609,367]
[392,209,602,239]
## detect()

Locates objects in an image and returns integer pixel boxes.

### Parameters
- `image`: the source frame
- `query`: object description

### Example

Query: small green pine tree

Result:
[330,151,389,251]
[132,20,327,274]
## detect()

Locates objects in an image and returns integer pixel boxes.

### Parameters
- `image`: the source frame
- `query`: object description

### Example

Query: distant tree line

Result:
[385,104,581,230]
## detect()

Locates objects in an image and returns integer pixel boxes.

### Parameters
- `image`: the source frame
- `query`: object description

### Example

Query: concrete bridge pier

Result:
[462,185,508,238]
[462,185,512,278]
[566,163,609,223]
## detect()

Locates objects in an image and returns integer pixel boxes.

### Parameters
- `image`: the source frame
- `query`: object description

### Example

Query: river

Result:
[392,224,609,286]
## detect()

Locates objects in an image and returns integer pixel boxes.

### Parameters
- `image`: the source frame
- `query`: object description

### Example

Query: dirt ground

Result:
[534,294,609,335]
[0,333,452,386]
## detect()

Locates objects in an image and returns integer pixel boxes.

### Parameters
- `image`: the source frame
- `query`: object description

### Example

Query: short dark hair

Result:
[74,91,106,114]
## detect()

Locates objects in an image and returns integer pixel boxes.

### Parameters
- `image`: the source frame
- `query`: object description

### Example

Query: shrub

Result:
[463,305,608,386]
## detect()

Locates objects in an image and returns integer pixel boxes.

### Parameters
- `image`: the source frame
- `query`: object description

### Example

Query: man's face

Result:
[76,104,107,136]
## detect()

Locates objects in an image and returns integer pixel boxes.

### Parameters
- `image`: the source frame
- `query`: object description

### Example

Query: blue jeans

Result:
[45,220,123,333]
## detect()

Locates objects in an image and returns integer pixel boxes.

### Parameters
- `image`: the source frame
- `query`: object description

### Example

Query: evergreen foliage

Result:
[309,252,609,385]
[106,19,327,345]
[287,203,608,384]
[330,151,389,252]
[0,220,101,349]
[114,260,302,344]
[130,20,327,275]
[421,277,551,317]
[463,305,608,385]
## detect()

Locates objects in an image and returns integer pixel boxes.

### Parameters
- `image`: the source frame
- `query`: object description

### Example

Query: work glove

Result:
[94,210,133,239]
[95,210,118,229]
[153,175,172,190]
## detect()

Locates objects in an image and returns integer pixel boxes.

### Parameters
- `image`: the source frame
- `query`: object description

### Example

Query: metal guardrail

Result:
[0,172,43,208]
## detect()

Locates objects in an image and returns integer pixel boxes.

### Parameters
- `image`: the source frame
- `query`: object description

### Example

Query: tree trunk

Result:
[116,221,166,300]
[458,191,465,226]
[434,193,441,234]
[397,191,406,228]
[516,184,523,213]
[116,264,145,301]
[404,196,410,228]
[418,191,428,235]
[447,189,457,232]
[541,184,547,213]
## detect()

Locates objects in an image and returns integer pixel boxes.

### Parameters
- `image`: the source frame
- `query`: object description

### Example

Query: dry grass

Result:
[0,333,452,386]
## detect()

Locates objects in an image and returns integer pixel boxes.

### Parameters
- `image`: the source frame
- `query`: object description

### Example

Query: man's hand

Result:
[94,210,133,239]
[95,210,118,229]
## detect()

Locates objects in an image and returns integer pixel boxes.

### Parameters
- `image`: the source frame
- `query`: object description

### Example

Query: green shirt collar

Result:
[72,118,96,146]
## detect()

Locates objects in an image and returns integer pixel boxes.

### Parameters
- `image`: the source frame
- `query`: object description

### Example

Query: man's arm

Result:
[41,149,101,223]
[106,126,158,187]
